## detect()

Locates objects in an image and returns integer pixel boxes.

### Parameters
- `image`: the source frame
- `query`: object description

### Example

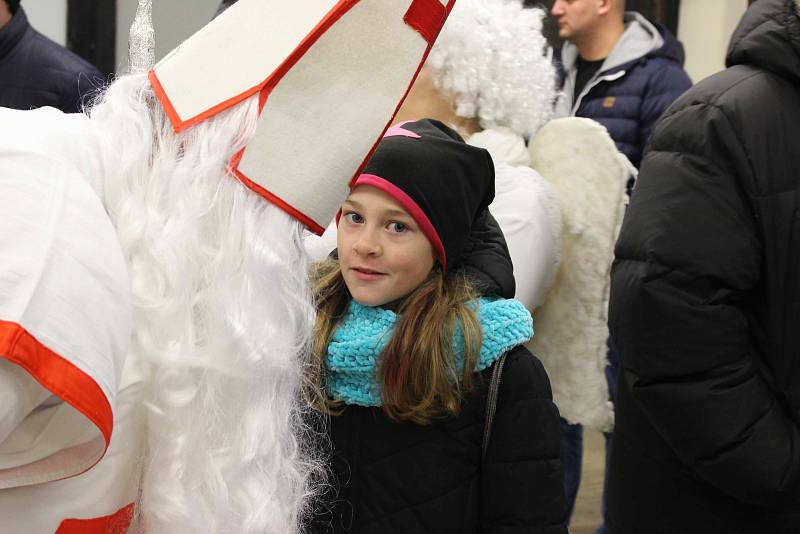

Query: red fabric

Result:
[149,0,358,132]
[234,169,326,235]
[403,0,448,44]
[0,321,112,446]
[56,503,134,534]
[151,0,454,235]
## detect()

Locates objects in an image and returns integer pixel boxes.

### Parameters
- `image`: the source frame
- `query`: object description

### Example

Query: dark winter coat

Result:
[607,1,800,532]
[308,212,567,534]
[556,13,691,169]
[0,8,103,113]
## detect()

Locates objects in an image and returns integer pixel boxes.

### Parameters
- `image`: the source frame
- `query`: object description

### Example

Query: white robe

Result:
[0,107,144,534]
[468,126,561,311]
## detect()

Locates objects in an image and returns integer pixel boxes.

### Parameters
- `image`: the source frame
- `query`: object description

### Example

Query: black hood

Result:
[457,209,515,299]
[356,119,495,274]
[726,0,800,83]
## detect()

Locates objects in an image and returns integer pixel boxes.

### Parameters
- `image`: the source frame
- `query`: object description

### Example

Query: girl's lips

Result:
[351,267,386,281]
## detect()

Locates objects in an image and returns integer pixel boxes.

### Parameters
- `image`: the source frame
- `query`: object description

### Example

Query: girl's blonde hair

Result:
[308,259,483,424]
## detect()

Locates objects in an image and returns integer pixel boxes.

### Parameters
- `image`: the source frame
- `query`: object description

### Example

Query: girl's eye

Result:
[388,221,407,233]
[344,212,364,224]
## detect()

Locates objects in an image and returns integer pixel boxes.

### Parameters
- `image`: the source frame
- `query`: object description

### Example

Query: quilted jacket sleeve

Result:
[479,346,567,533]
[638,61,691,167]
[609,99,800,506]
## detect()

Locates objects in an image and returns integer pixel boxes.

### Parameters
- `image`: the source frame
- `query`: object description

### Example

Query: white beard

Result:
[88,74,322,534]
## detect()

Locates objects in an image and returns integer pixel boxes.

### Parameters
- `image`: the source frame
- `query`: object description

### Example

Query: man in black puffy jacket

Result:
[607,0,800,532]
[0,0,103,112]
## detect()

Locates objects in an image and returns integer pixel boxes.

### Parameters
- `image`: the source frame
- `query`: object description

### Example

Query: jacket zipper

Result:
[571,70,626,114]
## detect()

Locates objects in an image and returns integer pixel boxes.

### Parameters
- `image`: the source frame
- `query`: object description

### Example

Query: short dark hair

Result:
[6,0,20,15]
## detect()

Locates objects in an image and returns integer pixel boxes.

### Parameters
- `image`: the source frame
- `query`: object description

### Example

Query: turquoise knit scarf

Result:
[325,297,533,407]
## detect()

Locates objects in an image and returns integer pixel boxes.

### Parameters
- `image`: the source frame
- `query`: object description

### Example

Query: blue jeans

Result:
[596,339,619,534]
[560,339,619,533]
[559,418,583,519]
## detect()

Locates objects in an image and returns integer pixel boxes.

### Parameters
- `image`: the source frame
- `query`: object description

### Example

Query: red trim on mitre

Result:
[149,69,264,134]
[350,174,446,270]
[56,503,135,534]
[149,0,359,133]
[233,168,326,235]
[230,0,446,235]
[0,320,113,451]
[154,0,452,235]
[403,0,448,44]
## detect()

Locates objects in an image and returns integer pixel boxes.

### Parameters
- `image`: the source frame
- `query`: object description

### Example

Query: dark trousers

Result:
[559,339,619,532]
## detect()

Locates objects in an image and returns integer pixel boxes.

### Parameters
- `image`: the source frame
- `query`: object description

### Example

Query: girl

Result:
[307,119,566,534]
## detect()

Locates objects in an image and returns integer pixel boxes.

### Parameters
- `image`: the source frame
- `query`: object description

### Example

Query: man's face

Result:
[0,1,12,27]
[551,0,601,41]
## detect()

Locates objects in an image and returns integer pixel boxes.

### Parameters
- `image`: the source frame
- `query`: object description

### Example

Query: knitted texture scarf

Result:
[326,297,533,406]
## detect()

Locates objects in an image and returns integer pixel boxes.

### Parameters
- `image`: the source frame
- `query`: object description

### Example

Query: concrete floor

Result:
[568,430,605,534]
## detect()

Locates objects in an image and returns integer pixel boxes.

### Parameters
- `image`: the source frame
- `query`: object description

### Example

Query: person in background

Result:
[306,118,566,534]
[308,0,563,318]
[607,0,800,532]
[0,0,103,112]
[549,0,691,528]
[551,0,690,170]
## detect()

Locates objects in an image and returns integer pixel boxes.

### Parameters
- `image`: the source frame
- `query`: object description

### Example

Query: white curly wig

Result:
[426,0,557,138]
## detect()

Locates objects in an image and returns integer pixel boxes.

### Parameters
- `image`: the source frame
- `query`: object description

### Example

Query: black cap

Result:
[350,119,495,272]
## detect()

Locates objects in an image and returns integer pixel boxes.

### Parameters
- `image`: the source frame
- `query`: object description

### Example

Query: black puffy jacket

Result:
[607,1,800,532]
[0,8,103,112]
[308,212,566,534]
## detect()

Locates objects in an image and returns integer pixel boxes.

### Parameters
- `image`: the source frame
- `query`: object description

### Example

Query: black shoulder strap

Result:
[482,352,508,460]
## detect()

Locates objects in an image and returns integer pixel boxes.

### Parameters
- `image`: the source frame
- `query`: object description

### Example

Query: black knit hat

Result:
[347,119,495,272]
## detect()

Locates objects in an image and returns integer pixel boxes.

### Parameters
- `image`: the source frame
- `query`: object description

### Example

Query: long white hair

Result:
[427,0,556,138]
[89,73,322,533]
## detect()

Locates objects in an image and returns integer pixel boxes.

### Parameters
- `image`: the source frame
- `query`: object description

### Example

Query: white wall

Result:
[19,0,753,83]
[116,0,220,74]
[17,0,233,75]
[678,0,749,83]
[19,0,67,46]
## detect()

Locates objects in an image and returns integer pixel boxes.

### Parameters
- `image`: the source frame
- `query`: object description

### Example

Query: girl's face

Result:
[337,185,435,307]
